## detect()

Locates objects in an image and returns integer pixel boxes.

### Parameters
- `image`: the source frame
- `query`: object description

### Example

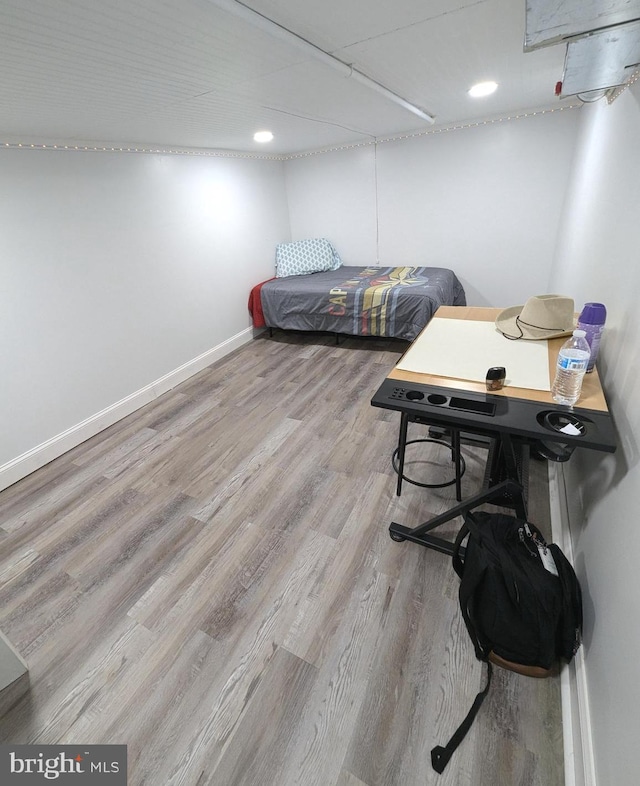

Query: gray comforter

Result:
[260,265,466,341]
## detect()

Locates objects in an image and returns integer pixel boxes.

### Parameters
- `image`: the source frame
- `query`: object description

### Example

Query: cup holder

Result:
[427,394,448,405]
[406,390,425,401]
[535,440,577,462]
[537,410,590,436]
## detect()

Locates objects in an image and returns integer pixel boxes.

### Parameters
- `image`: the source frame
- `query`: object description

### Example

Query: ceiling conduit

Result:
[207,0,435,124]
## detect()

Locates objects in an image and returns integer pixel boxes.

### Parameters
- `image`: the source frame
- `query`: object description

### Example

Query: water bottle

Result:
[577,302,606,373]
[551,330,591,406]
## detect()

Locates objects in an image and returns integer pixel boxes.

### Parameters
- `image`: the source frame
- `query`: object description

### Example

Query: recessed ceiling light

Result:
[468,81,498,98]
[253,130,274,143]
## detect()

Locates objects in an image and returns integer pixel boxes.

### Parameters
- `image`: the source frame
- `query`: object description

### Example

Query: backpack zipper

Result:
[520,523,542,558]
[519,521,548,557]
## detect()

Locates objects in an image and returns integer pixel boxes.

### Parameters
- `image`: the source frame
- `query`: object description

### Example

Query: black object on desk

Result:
[371,378,616,556]
[486,366,506,391]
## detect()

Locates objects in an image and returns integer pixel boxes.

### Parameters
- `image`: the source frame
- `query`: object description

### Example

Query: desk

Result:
[371,306,616,554]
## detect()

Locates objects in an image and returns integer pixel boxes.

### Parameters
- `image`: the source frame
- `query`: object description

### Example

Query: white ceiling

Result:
[0,0,578,155]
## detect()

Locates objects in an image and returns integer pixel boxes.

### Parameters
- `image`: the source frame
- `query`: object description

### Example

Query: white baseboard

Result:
[0,327,256,493]
[548,463,596,786]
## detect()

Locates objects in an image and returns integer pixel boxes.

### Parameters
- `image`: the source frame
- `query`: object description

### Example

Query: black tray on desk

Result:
[372,379,617,454]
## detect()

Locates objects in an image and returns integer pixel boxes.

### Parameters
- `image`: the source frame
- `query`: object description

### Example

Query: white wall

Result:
[285,145,378,265]
[549,83,640,786]
[285,109,580,306]
[0,150,290,484]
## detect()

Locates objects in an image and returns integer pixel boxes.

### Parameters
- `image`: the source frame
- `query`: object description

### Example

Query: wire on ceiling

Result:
[207,0,435,124]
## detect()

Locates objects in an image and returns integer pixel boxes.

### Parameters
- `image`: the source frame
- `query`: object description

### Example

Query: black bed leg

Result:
[269,327,273,338]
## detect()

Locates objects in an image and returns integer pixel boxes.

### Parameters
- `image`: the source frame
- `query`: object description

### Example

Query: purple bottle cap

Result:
[579,302,606,325]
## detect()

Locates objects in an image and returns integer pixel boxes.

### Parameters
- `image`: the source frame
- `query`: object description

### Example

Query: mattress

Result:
[258,265,466,341]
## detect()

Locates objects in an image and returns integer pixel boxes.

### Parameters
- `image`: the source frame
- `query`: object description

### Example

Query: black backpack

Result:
[431,511,583,774]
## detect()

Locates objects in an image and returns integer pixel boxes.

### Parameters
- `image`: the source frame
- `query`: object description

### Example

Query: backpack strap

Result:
[431,661,493,773]
[433,513,493,772]
[452,511,484,578]
[452,520,468,578]
[455,513,490,662]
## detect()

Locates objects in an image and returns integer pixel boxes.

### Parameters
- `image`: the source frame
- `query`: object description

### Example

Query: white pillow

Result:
[275,238,342,278]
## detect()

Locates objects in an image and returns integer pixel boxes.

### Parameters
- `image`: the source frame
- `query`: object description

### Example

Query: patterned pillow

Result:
[275,238,342,278]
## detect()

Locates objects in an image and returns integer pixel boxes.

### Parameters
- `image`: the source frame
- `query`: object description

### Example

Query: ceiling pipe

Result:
[207,0,435,124]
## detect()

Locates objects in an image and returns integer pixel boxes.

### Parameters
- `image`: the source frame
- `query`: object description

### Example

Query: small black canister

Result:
[486,366,506,391]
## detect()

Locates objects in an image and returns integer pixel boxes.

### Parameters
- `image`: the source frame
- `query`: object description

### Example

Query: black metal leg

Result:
[396,412,409,496]
[389,478,526,554]
[484,433,528,520]
[389,426,529,554]
[501,433,528,520]
[453,429,462,502]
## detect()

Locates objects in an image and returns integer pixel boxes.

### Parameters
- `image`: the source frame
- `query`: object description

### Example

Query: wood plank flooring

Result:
[0,331,563,785]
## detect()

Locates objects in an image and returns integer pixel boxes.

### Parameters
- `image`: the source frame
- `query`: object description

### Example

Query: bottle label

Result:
[558,356,588,371]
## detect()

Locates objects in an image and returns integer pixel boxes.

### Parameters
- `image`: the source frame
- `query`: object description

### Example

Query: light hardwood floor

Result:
[0,331,563,786]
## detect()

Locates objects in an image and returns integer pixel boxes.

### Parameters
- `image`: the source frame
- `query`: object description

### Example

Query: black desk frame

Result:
[389,431,527,556]
[372,378,616,557]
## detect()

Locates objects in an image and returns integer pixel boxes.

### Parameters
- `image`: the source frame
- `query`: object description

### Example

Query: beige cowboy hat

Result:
[495,294,576,340]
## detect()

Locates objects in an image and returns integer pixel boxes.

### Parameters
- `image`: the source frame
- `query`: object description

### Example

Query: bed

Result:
[249,264,467,341]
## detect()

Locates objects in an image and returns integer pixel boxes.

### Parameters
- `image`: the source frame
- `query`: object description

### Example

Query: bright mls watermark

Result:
[0,745,127,784]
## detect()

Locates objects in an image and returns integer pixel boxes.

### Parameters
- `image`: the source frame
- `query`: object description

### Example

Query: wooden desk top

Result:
[387,306,609,413]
